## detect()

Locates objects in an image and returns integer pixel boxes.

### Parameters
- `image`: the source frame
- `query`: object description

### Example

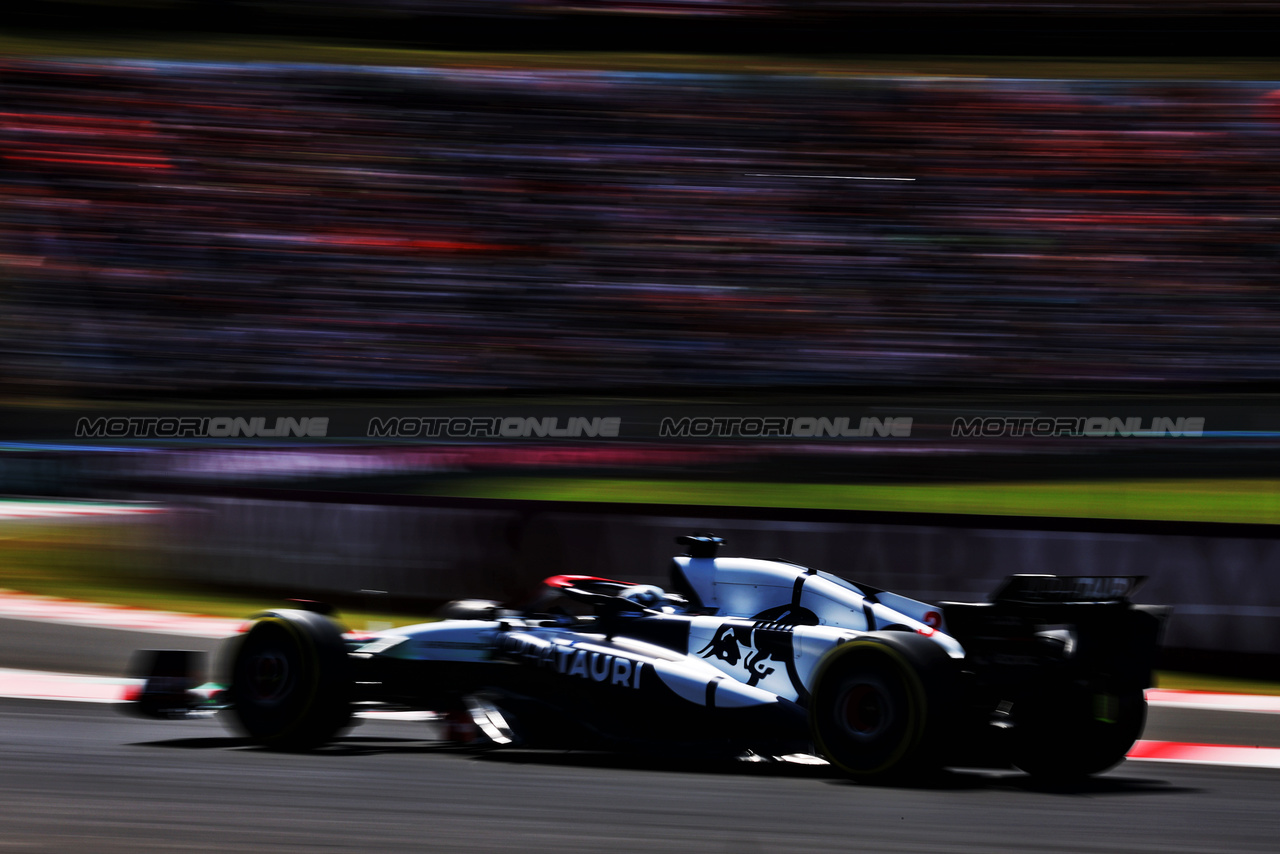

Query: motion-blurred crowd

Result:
[3,59,1279,394]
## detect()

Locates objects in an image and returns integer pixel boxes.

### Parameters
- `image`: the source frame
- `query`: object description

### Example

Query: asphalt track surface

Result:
[3,618,1280,853]
[0,616,222,677]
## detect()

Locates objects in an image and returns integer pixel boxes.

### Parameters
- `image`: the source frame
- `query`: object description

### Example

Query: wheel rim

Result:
[247,649,292,705]
[839,679,893,739]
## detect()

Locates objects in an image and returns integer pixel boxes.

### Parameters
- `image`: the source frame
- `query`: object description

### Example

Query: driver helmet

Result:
[618,584,668,611]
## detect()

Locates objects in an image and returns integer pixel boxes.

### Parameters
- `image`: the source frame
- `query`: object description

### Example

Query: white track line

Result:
[1146,689,1280,715]
[1128,740,1280,770]
[0,590,242,638]
[0,667,137,703]
[0,500,165,519]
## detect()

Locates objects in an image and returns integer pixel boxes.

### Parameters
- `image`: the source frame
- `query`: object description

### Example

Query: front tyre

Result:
[229,609,353,750]
[809,632,956,783]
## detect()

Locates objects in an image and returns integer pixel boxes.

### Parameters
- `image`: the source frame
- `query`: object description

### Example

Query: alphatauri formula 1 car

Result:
[130,535,1168,782]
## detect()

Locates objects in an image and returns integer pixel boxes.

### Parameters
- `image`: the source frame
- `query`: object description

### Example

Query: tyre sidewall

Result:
[809,633,956,781]
[230,610,352,749]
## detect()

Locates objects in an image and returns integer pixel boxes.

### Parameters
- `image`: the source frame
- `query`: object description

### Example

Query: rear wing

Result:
[941,575,1170,690]
[990,574,1145,606]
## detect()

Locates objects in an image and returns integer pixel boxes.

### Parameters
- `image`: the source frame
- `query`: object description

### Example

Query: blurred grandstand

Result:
[3,5,1280,662]
[3,57,1280,397]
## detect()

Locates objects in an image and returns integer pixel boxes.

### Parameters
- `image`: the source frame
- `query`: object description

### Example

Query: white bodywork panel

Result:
[675,555,963,661]
[355,554,966,711]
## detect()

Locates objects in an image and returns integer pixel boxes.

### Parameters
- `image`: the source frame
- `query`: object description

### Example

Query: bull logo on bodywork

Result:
[696,622,795,687]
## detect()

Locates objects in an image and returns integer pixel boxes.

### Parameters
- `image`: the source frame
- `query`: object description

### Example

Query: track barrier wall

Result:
[151,496,1280,658]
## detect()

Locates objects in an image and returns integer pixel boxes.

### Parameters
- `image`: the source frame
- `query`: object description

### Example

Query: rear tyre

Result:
[1013,685,1146,781]
[229,609,353,750]
[809,632,956,782]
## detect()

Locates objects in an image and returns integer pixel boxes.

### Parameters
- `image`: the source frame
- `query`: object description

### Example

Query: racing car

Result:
[129,534,1168,782]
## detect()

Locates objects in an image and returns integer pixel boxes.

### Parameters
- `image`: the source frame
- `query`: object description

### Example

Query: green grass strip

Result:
[417,476,1280,525]
[0,519,429,628]
[1155,671,1280,696]
[0,577,427,631]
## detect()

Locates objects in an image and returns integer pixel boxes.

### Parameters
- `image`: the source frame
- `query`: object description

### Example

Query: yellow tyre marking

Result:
[810,639,929,777]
